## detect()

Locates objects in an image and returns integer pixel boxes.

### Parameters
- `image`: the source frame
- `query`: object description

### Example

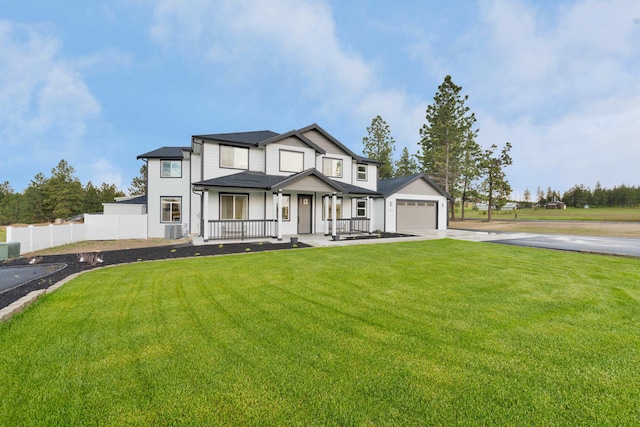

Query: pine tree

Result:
[129,164,147,196]
[395,147,419,177]
[480,143,513,221]
[418,75,478,219]
[362,115,396,179]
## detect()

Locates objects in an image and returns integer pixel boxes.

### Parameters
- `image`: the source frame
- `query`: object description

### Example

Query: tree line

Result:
[362,75,512,220]
[0,160,125,225]
[560,183,640,208]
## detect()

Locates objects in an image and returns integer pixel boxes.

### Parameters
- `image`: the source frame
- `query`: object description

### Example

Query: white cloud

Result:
[0,21,101,167]
[87,159,125,190]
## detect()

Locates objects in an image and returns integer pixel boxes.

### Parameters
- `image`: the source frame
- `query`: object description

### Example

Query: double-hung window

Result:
[161,160,181,178]
[323,158,343,178]
[220,146,249,169]
[161,197,181,222]
[220,194,248,219]
[356,199,367,217]
[357,164,367,181]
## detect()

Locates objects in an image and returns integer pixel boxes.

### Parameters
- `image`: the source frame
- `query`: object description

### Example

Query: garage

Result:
[396,200,437,232]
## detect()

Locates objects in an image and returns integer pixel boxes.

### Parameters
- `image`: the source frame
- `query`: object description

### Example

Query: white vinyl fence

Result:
[7,214,148,255]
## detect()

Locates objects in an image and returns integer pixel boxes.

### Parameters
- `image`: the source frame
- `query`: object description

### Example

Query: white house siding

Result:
[103,203,146,215]
[146,158,192,238]
[264,140,316,176]
[189,151,203,236]
[351,163,377,192]
[199,141,266,179]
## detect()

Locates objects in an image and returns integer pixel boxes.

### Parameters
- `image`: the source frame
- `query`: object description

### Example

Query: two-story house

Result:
[135,123,452,240]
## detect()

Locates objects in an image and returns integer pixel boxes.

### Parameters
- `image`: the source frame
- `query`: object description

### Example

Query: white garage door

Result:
[396,200,437,232]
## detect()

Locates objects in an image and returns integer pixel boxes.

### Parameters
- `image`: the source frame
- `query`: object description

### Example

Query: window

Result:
[220,145,249,169]
[220,194,248,219]
[357,199,367,217]
[357,164,367,181]
[323,197,342,220]
[323,158,343,177]
[161,197,181,222]
[161,160,181,178]
[276,195,290,220]
[280,150,304,173]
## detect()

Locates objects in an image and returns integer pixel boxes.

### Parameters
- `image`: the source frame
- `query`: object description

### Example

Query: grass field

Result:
[1,240,640,425]
[457,206,640,221]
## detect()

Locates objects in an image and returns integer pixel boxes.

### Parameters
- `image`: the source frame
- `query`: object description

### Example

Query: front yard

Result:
[1,240,639,425]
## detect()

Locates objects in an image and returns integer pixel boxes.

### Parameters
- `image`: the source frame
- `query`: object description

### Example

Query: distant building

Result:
[546,201,566,209]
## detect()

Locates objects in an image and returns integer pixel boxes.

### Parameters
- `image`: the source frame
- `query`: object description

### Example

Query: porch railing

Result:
[208,220,277,240]
[329,218,370,235]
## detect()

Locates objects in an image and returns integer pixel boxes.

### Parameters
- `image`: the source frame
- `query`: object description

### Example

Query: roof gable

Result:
[298,123,380,165]
[378,174,453,200]
[257,130,326,154]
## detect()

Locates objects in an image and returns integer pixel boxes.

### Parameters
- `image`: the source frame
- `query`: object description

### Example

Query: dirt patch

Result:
[22,238,191,256]
[452,220,640,239]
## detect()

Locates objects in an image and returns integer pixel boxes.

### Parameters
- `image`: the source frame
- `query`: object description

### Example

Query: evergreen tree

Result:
[21,173,48,223]
[46,160,84,220]
[417,75,478,219]
[457,129,482,220]
[395,147,419,177]
[480,142,513,221]
[362,115,396,179]
[129,164,147,196]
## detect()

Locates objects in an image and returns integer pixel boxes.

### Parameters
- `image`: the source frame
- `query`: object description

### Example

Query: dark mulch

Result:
[340,232,413,240]
[0,241,309,310]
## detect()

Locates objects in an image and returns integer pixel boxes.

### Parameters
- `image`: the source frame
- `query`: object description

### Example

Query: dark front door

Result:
[298,195,312,234]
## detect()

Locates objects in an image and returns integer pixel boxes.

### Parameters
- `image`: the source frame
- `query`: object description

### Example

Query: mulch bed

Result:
[340,232,413,240]
[0,241,309,310]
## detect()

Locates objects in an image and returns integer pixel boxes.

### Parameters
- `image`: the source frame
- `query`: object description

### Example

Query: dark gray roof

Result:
[194,130,279,147]
[137,147,189,159]
[193,170,380,196]
[113,195,147,205]
[378,174,453,200]
[297,123,381,165]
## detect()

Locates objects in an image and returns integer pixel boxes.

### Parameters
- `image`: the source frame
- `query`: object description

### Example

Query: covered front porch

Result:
[193,170,381,242]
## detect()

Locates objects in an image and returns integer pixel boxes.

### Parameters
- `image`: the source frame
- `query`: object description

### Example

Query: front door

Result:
[298,195,312,234]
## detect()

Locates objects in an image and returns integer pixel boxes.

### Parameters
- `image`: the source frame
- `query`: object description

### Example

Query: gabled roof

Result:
[137,147,190,159]
[193,169,380,196]
[378,174,453,201]
[193,130,279,147]
[297,123,381,165]
[257,130,326,154]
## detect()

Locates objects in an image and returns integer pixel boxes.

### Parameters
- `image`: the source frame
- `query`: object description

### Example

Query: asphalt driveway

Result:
[444,229,640,257]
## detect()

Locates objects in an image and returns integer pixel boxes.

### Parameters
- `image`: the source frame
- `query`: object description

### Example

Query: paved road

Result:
[488,234,640,257]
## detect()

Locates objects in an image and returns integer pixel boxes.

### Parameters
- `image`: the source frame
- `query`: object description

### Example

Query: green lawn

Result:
[1,240,640,425]
[458,206,640,221]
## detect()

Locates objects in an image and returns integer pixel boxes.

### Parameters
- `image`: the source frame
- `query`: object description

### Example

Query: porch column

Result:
[202,190,210,241]
[367,196,374,233]
[331,192,337,239]
[324,195,329,235]
[272,193,278,238]
[277,189,283,241]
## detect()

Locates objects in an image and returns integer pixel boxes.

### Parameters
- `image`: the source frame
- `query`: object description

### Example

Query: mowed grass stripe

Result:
[1,239,640,425]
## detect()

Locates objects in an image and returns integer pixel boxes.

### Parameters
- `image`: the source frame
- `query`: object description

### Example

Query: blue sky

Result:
[1,0,639,199]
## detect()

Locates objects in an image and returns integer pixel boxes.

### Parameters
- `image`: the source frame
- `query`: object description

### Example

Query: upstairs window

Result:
[357,164,367,181]
[220,146,249,169]
[280,150,304,173]
[161,160,182,178]
[323,158,343,178]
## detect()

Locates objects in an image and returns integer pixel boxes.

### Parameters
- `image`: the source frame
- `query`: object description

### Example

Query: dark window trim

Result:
[323,157,343,178]
[160,196,182,223]
[356,163,367,181]
[160,159,182,178]
[220,145,249,170]
[279,149,304,173]
[278,194,292,221]
[356,198,367,218]
[219,192,250,220]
